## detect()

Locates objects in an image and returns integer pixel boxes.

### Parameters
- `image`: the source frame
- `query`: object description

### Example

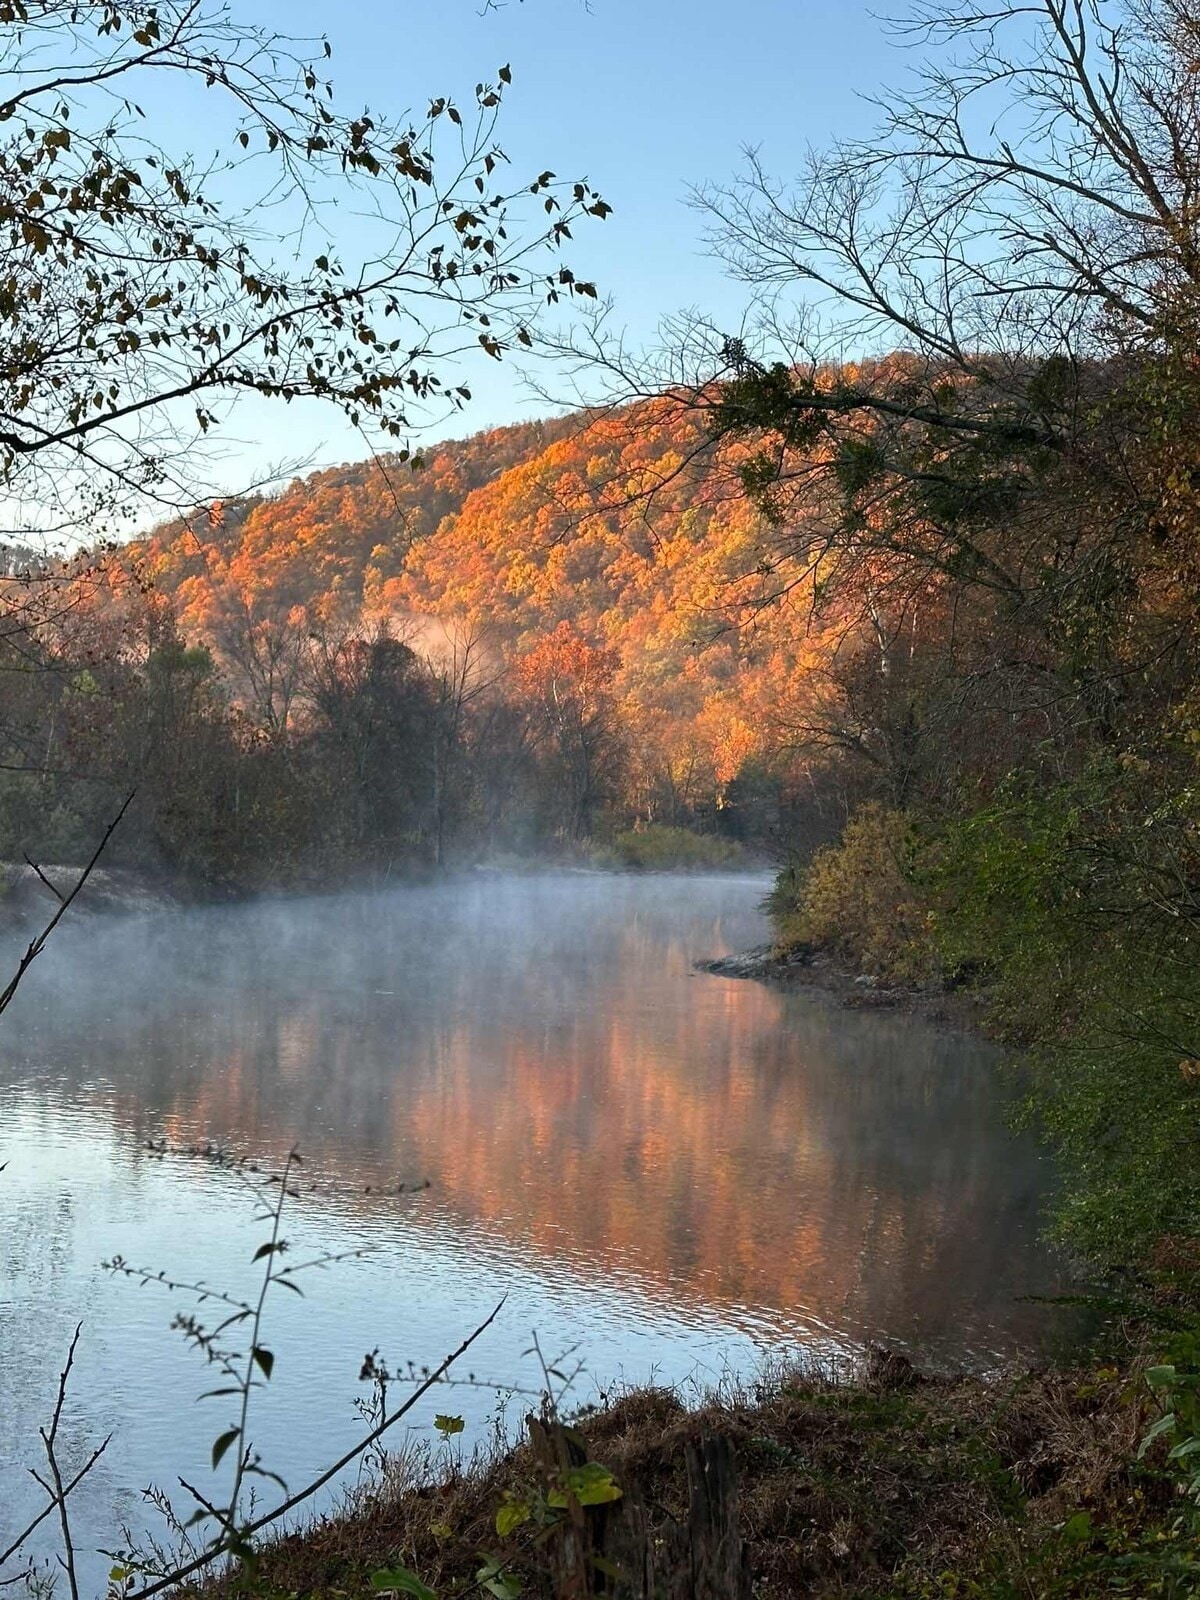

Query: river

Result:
[0,871,1071,1588]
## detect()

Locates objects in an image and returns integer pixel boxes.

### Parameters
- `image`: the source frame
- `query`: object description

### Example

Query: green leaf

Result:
[495,1499,532,1537]
[1147,1366,1178,1388]
[1139,1413,1178,1458]
[211,1427,240,1470]
[1062,1511,1092,1544]
[369,1566,436,1600]
[252,1346,275,1380]
[434,1413,464,1439]
[476,1559,521,1599]
[547,1463,622,1508]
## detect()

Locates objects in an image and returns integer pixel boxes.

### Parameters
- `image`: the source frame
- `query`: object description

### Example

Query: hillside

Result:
[131,401,829,838]
[0,401,846,885]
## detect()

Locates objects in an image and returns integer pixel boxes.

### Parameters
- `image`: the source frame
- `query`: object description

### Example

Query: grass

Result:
[190,1345,1200,1600]
[592,825,747,872]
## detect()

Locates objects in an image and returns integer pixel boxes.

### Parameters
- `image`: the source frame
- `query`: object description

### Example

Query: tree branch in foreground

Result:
[0,1327,112,1574]
[0,789,134,1020]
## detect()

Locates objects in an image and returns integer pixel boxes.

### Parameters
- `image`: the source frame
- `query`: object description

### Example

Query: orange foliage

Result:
[127,402,839,814]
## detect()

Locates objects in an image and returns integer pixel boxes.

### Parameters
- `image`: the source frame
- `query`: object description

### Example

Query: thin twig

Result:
[22,853,64,903]
[177,1477,226,1529]
[0,1440,110,1568]
[0,791,134,1019]
[41,1323,83,1600]
[125,1299,507,1600]
[0,1324,111,1582]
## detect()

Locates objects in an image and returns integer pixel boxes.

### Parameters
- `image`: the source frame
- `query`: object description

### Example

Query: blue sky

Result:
[197,0,906,486]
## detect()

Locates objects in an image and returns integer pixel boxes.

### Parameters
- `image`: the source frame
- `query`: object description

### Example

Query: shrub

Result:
[771,803,936,980]
[923,767,1200,1269]
[596,825,745,872]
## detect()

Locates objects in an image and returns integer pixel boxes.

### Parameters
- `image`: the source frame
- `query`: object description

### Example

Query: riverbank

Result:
[195,1346,1196,1600]
[697,943,989,1034]
[0,859,183,922]
[0,838,762,930]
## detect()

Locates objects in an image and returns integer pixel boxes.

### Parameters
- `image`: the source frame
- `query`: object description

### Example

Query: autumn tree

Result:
[417,619,505,865]
[517,621,623,839]
[207,588,310,741]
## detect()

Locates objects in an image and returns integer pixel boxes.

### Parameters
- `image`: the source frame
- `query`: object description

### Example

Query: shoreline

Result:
[696,944,990,1034]
[194,1349,1173,1600]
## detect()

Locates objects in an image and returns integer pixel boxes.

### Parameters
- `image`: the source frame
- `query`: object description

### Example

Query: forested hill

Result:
[139,399,774,659]
[0,401,830,884]
[129,399,819,836]
[143,413,586,619]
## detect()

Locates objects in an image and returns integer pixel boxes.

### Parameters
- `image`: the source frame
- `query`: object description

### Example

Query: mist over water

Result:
[0,872,1072,1585]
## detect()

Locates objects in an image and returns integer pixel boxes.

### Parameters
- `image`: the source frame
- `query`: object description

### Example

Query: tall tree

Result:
[643,0,1200,782]
[517,621,623,839]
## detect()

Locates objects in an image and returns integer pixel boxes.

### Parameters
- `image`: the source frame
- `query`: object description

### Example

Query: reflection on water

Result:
[0,873,1071,1585]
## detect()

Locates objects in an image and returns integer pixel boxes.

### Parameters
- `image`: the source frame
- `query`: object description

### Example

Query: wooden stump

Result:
[528,1416,751,1600]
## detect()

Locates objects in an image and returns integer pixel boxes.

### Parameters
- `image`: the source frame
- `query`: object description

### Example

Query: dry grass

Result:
[195,1352,1187,1599]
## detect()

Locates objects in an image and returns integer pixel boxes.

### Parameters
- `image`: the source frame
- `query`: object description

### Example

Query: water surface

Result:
[0,873,1070,1585]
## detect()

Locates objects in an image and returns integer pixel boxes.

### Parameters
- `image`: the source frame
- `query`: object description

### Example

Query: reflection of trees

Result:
[0,877,1067,1354]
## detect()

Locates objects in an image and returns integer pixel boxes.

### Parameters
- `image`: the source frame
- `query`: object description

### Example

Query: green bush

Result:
[922,776,1102,1037]
[923,767,1200,1270]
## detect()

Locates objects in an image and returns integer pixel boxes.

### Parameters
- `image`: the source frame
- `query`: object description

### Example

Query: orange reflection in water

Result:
[2,877,1067,1355]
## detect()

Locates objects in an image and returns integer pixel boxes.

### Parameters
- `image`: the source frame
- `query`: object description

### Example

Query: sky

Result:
[161,0,908,493]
